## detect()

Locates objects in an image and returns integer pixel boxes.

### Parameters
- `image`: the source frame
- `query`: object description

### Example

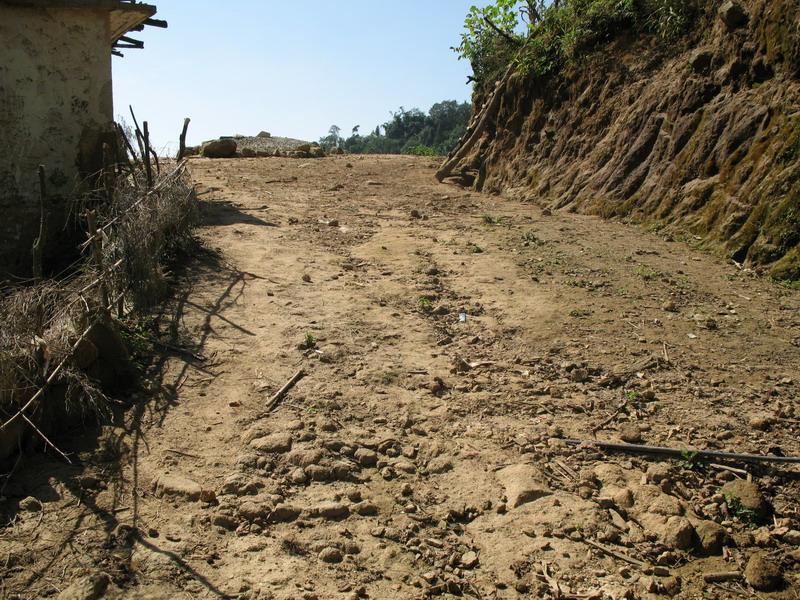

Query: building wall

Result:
[0,6,113,278]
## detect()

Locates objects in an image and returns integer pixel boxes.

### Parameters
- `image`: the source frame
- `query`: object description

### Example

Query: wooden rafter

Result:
[114,35,144,49]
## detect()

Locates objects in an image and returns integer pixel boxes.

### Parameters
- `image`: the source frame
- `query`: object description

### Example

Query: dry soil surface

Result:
[2,155,800,599]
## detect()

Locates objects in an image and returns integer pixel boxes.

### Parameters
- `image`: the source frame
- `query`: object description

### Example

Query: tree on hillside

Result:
[455,0,696,88]
[328,100,471,156]
[319,124,343,150]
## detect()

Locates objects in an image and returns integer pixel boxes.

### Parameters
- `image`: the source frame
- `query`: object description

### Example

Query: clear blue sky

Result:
[113,1,483,153]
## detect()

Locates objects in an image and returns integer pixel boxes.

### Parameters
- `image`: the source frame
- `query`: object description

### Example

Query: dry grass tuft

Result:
[103,160,198,309]
[0,158,197,443]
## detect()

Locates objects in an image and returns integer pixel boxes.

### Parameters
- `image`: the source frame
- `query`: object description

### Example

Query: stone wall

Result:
[0,5,114,278]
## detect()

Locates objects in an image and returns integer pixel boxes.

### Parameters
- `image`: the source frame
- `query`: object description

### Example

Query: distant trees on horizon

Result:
[320,100,471,156]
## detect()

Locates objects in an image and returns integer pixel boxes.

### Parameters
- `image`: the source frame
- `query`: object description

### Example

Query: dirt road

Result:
[3,155,799,599]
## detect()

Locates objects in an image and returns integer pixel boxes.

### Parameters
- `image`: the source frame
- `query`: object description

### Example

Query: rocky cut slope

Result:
[451,0,800,279]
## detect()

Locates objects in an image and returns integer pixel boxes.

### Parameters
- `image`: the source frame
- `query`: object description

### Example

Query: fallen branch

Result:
[709,463,750,479]
[20,411,71,464]
[707,582,748,598]
[591,399,629,434]
[540,561,564,599]
[566,439,800,465]
[582,538,647,568]
[265,369,305,412]
[164,448,202,459]
[614,355,665,379]
[703,572,741,583]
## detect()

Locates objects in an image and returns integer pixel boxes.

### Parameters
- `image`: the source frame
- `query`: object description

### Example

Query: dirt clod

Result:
[619,423,643,443]
[319,547,343,564]
[18,496,42,512]
[720,479,771,521]
[250,432,293,453]
[496,464,551,508]
[354,447,377,467]
[694,520,727,555]
[744,553,782,591]
[152,474,202,501]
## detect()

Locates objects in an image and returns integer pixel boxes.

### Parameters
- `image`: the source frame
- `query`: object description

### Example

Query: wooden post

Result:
[142,121,153,189]
[142,120,161,175]
[128,106,144,144]
[86,210,110,314]
[31,165,47,281]
[115,123,139,190]
[177,117,191,160]
[129,105,148,187]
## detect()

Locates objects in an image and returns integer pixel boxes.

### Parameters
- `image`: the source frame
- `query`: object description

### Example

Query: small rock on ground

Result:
[152,474,202,501]
[250,432,293,453]
[619,423,643,443]
[354,448,377,467]
[496,464,551,508]
[319,547,343,563]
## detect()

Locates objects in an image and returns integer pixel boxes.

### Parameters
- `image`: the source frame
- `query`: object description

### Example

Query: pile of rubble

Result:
[194,131,343,159]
